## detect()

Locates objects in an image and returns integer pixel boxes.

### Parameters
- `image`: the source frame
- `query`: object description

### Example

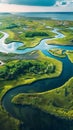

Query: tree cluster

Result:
[0,60,55,80]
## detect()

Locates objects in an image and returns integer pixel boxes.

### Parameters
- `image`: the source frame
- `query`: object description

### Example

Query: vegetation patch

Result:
[0,32,4,38]
[0,106,19,130]
[47,28,73,45]
[25,31,49,37]
[0,51,62,80]
[49,48,66,58]
[66,50,73,63]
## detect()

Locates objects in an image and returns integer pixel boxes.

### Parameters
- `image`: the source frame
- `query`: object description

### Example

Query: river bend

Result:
[1,27,73,122]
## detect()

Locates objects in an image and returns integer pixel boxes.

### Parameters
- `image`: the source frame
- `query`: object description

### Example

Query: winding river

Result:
[0,28,73,54]
[1,28,73,125]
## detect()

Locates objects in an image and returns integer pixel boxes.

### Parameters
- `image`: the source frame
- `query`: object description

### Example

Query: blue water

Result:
[2,43,73,123]
[16,12,73,21]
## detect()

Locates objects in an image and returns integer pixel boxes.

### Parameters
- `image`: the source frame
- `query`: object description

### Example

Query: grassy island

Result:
[66,50,73,63]
[49,49,73,63]
[49,48,66,58]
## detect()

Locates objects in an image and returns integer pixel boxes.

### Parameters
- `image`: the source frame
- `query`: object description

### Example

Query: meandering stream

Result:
[1,27,73,124]
[0,28,73,54]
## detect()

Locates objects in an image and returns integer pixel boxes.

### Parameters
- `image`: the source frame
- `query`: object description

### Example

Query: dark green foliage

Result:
[6,23,19,29]
[0,66,8,79]
[25,31,49,37]
[0,60,55,80]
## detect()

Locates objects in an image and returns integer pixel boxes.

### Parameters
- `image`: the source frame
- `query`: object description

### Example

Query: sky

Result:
[0,0,73,12]
[0,0,56,6]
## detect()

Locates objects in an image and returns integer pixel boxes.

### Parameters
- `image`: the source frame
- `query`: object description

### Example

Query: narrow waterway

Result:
[0,28,73,54]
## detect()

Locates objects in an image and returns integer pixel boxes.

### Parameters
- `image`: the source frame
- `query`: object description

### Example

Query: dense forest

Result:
[0,60,55,80]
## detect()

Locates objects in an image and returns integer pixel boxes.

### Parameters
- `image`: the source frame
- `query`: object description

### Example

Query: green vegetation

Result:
[6,23,19,29]
[0,14,73,130]
[25,31,49,37]
[0,14,56,48]
[0,50,62,130]
[0,51,62,80]
[0,14,73,48]
[0,106,19,130]
[49,48,66,58]
[0,32,4,38]
[47,28,73,45]
[49,49,73,63]
[66,50,73,63]
[12,77,73,120]
[0,59,55,80]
